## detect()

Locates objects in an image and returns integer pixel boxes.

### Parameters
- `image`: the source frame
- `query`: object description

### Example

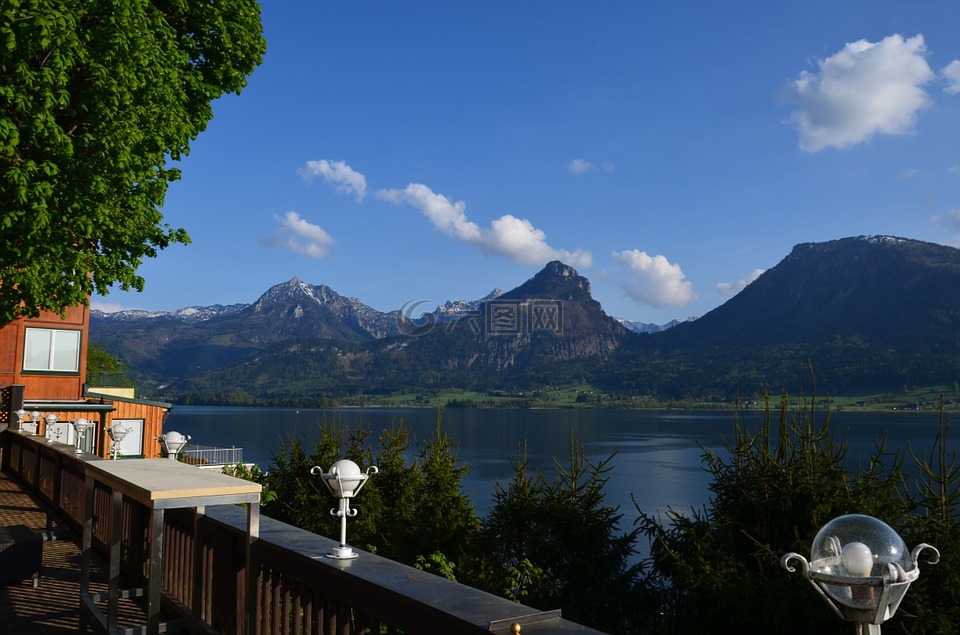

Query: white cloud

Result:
[942,60,960,94]
[612,249,697,308]
[783,34,934,152]
[567,159,615,175]
[486,215,593,267]
[90,302,127,313]
[377,183,483,243]
[932,209,960,230]
[717,269,765,297]
[377,183,593,268]
[299,160,368,202]
[264,211,334,259]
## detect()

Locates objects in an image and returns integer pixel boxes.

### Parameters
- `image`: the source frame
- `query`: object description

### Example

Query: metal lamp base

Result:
[327,546,358,560]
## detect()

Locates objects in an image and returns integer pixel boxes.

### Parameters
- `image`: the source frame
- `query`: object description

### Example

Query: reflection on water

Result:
[165,406,947,521]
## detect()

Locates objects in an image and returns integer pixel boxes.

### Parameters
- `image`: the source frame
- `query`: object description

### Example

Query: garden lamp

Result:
[155,431,190,460]
[44,414,58,443]
[26,410,41,435]
[72,418,95,454]
[14,409,26,433]
[107,423,131,460]
[781,514,939,634]
[310,459,378,559]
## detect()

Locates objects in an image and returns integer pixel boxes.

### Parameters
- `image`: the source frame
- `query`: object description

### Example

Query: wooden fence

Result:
[1,430,603,635]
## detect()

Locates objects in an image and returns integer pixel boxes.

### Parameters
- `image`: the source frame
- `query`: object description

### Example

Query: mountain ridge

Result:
[91,235,960,403]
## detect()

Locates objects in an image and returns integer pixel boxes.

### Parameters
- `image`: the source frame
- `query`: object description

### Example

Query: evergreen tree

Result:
[479,432,650,633]
[253,412,479,573]
[636,391,905,634]
[894,402,960,634]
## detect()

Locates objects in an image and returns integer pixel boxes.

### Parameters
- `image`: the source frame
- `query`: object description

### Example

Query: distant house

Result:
[0,303,169,458]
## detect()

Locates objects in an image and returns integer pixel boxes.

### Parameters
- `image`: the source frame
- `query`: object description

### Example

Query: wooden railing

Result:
[1,431,605,635]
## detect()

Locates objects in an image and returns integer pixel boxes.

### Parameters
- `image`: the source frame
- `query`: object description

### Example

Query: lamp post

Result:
[107,423,131,460]
[71,418,95,454]
[26,410,41,435]
[155,431,190,460]
[310,459,378,559]
[14,409,26,433]
[782,514,939,634]
[44,414,58,443]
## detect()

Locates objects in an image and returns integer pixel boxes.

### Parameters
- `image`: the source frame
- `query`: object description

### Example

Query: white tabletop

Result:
[84,458,261,507]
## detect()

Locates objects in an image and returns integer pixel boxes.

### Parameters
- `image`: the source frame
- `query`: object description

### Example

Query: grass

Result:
[340,384,960,411]
[829,385,960,411]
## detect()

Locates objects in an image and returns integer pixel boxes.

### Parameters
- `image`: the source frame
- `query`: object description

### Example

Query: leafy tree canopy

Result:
[0,0,266,324]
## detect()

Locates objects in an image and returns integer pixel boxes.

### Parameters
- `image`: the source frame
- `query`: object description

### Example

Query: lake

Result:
[165,405,948,523]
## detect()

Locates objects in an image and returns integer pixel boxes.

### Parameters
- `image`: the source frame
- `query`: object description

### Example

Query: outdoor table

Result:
[79,458,261,635]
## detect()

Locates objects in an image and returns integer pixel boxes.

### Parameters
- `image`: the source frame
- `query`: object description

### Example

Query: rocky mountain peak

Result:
[254,278,336,312]
[501,261,593,302]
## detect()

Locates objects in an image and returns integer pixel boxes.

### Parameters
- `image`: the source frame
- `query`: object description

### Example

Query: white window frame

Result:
[23,328,81,373]
[110,419,145,458]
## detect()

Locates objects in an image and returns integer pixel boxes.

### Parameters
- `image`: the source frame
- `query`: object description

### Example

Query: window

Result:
[110,419,144,458]
[23,328,81,373]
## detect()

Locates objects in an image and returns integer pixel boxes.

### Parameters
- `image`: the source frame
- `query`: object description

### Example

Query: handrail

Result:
[0,430,605,635]
[181,445,244,467]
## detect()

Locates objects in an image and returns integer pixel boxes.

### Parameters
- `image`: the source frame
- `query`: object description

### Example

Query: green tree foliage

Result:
[85,341,132,386]
[255,413,480,575]
[405,420,479,564]
[0,0,265,323]
[636,391,906,635]
[220,399,960,635]
[894,404,960,634]
[414,551,458,582]
[220,461,276,506]
[478,434,651,633]
[258,419,344,536]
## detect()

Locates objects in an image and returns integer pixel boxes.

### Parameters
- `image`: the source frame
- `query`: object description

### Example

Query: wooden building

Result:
[0,304,169,458]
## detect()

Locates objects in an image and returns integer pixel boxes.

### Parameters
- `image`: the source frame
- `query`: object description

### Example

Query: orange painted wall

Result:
[3,303,168,459]
[35,400,168,459]
[0,305,90,400]
[102,400,168,459]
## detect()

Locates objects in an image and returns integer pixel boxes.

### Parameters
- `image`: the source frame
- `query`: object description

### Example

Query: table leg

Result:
[80,473,94,632]
[148,508,165,635]
[193,507,205,625]
[245,501,260,635]
[109,487,122,631]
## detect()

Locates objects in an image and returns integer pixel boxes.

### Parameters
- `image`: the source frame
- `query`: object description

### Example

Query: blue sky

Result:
[98,0,960,324]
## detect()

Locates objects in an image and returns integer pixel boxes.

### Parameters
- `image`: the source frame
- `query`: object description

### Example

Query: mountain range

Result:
[90,236,960,404]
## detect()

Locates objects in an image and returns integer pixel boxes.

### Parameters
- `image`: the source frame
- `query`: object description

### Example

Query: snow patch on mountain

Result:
[91,304,247,322]
[616,317,695,334]
[435,289,504,320]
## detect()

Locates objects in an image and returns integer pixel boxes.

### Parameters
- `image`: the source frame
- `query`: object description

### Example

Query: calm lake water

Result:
[165,406,948,523]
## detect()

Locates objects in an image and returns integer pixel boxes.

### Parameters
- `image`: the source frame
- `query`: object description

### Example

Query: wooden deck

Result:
[0,467,148,633]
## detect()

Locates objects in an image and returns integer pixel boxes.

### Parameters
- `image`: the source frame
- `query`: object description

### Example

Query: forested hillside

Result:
[92,236,960,404]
